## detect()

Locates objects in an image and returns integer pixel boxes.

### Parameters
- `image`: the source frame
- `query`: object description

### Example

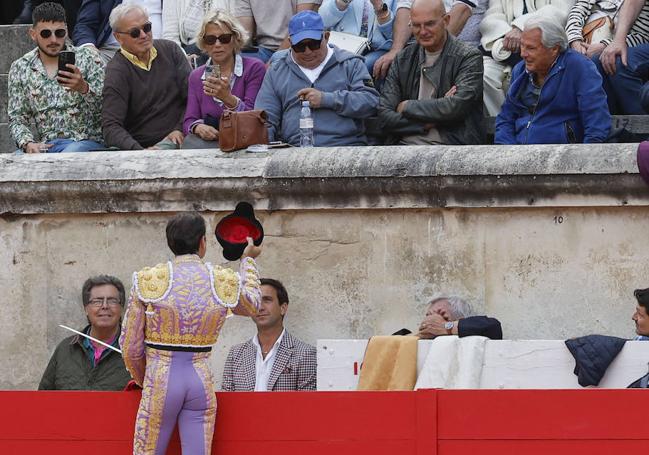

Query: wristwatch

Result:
[444,321,454,335]
[376,2,388,13]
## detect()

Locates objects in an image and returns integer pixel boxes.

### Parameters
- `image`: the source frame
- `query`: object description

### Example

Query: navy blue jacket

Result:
[495,49,610,145]
[565,335,626,387]
[73,0,121,48]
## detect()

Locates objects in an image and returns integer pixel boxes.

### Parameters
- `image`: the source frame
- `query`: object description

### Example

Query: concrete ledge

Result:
[0,144,646,215]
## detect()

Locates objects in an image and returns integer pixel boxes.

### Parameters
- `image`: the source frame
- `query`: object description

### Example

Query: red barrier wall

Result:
[0,389,647,454]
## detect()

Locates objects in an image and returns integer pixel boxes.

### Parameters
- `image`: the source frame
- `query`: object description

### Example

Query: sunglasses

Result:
[39,28,67,39]
[115,22,152,39]
[203,33,233,45]
[291,39,322,53]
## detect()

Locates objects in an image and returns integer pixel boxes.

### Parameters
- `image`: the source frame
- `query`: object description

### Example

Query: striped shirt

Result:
[566,0,649,47]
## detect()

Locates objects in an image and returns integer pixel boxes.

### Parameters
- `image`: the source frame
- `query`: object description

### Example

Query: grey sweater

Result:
[102,39,191,149]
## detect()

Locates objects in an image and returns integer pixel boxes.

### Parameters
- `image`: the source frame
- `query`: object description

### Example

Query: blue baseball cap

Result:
[288,11,324,45]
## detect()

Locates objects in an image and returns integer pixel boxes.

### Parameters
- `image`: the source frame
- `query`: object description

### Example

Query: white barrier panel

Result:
[317,339,649,390]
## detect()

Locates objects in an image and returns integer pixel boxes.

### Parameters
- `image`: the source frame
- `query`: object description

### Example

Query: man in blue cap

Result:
[254,10,379,147]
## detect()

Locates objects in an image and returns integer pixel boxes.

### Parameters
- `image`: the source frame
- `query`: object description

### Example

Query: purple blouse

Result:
[183,54,266,135]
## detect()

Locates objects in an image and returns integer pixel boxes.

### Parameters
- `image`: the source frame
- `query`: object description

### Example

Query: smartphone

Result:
[58,51,75,78]
[204,63,221,79]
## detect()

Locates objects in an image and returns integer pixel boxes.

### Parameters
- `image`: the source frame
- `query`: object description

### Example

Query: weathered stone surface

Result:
[0,74,7,124]
[1,145,649,389]
[0,145,645,215]
[0,123,14,153]
[0,25,32,74]
[3,207,649,389]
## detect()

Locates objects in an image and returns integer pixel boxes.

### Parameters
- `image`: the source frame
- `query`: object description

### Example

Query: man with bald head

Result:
[377,0,483,145]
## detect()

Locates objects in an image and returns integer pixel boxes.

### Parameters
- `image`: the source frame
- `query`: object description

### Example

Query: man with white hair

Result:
[102,3,191,150]
[416,296,503,339]
[495,17,610,144]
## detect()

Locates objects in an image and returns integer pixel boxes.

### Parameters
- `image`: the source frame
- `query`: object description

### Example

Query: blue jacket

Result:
[495,49,611,145]
[319,0,396,52]
[73,0,121,48]
[254,46,380,146]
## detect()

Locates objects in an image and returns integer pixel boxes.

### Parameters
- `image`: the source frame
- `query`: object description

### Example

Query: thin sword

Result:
[58,324,122,354]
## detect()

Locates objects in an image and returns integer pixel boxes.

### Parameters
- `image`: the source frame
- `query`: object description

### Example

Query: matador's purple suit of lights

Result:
[120,254,260,454]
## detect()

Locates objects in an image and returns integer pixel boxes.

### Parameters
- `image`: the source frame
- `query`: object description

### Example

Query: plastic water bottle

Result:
[299,101,314,147]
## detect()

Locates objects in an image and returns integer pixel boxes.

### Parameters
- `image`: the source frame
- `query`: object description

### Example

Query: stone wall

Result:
[1,25,32,153]
[1,144,648,389]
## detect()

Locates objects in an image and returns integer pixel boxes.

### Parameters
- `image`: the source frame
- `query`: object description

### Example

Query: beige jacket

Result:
[479,0,575,49]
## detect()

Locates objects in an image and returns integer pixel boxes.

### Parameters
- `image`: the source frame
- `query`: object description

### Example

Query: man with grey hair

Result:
[39,275,131,390]
[416,295,503,339]
[102,3,191,150]
[495,17,610,144]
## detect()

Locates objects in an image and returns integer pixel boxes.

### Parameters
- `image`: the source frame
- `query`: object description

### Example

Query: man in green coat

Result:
[38,275,131,390]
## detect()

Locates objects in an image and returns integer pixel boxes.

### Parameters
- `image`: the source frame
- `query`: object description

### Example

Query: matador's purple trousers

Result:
[133,348,216,455]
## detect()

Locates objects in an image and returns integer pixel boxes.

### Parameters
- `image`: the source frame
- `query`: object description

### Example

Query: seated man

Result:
[416,295,502,339]
[633,288,649,341]
[479,0,572,116]
[234,0,321,63]
[254,10,379,146]
[377,0,484,145]
[8,2,105,154]
[495,17,610,144]
[102,3,191,150]
[222,278,317,391]
[39,275,131,390]
[593,0,649,114]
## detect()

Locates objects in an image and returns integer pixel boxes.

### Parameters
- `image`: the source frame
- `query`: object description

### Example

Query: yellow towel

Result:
[357,335,419,391]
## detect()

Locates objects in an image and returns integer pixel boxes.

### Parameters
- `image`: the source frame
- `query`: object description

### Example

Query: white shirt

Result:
[252,329,286,391]
[291,45,334,84]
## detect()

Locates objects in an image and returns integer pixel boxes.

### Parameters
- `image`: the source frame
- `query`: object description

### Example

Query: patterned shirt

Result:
[7,45,104,148]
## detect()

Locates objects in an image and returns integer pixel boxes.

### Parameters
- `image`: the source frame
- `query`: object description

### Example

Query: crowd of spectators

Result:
[7,0,649,153]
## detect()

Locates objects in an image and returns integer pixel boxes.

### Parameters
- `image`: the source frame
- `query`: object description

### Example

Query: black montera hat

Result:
[215,202,264,261]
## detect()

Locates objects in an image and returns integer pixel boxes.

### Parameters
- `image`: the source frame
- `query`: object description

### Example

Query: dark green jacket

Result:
[38,326,131,391]
[377,33,485,145]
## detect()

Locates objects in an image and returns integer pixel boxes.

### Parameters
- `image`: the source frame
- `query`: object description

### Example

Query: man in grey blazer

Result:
[222,278,317,391]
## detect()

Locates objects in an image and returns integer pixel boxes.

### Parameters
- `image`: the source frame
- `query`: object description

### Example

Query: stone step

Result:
[0,25,32,75]
[0,74,7,124]
[0,124,15,153]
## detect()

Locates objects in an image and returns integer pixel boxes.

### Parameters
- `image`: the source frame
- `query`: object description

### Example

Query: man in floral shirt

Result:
[8,2,105,153]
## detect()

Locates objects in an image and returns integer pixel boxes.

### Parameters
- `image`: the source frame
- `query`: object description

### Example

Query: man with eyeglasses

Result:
[377,0,484,145]
[38,275,131,390]
[8,2,105,154]
[255,10,379,146]
[102,3,191,150]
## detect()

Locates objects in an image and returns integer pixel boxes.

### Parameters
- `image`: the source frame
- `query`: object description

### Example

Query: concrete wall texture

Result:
[1,144,648,389]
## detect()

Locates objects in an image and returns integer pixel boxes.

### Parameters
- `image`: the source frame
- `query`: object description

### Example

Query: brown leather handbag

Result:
[218,110,269,152]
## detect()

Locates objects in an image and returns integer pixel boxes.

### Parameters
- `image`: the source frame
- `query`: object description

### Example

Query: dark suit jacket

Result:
[394,315,503,340]
[221,330,317,391]
[73,0,121,48]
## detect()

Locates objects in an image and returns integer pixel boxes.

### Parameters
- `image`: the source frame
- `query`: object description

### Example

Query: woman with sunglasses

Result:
[182,9,266,149]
